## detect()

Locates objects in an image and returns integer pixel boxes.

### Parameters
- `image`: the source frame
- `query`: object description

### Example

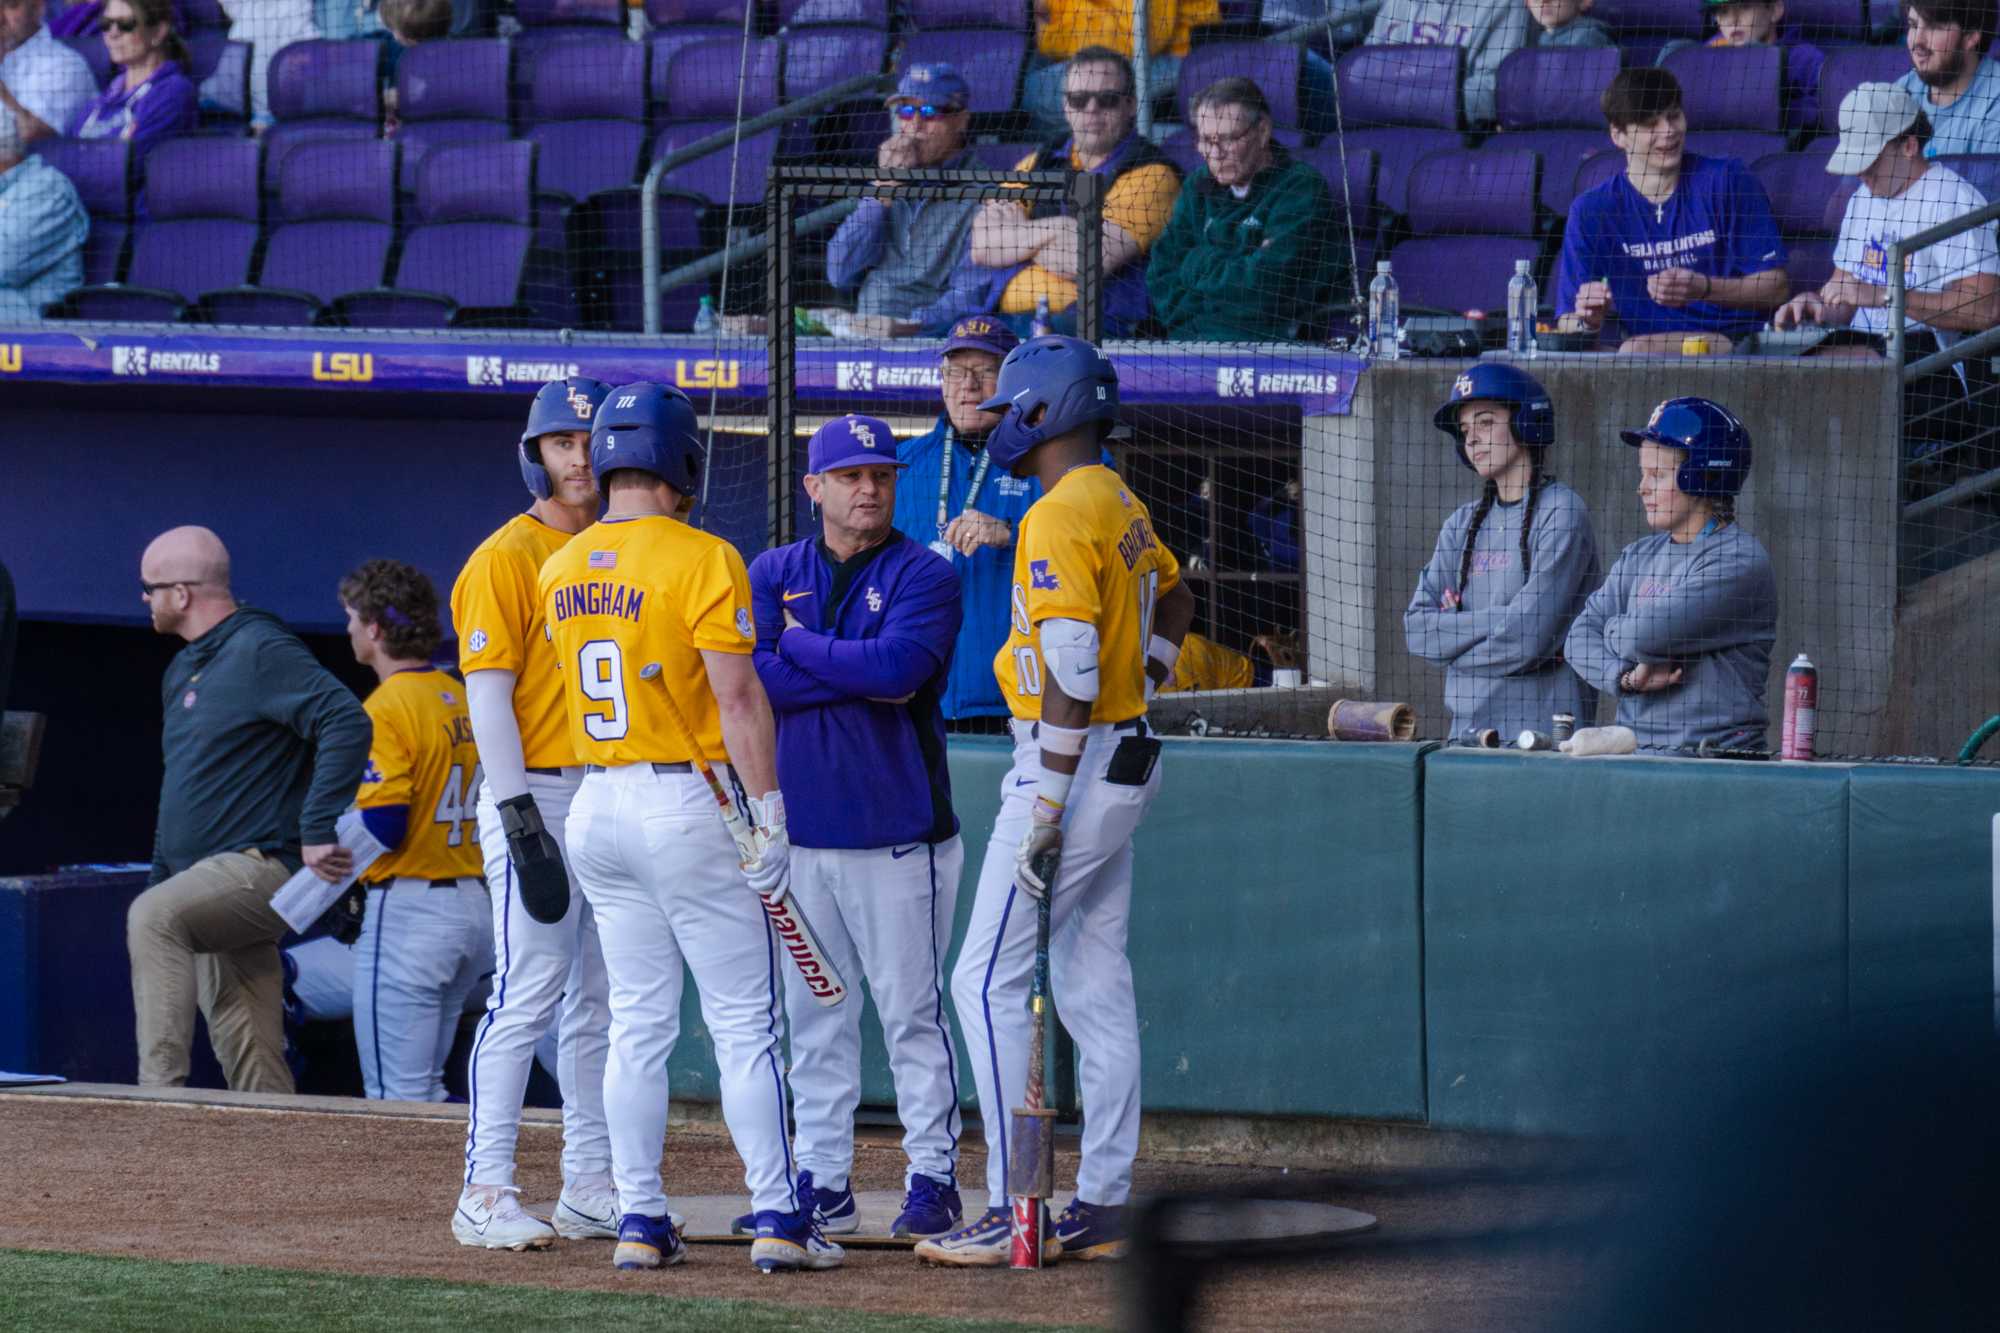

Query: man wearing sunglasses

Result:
[823,63,984,340]
[0,0,97,145]
[966,47,1180,338]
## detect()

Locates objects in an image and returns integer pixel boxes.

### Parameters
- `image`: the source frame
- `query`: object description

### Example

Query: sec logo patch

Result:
[735,607,754,639]
[468,629,488,653]
[182,690,197,709]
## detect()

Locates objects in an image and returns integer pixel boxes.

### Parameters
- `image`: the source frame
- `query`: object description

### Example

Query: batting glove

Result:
[743,792,791,904]
[497,793,570,925]
[1013,796,1065,900]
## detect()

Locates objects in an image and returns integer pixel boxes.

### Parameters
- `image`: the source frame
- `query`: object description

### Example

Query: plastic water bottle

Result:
[1506,259,1539,357]
[693,294,719,335]
[1367,261,1400,361]
[1031,295,1052,339]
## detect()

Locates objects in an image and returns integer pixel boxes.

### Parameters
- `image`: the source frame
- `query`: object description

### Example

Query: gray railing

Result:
[1890,195,2000,521]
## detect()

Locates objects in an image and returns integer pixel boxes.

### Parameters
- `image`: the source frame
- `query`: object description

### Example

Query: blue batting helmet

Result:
[519,376,611,499]
[1432,363,1555,469]
[1620,396,1752,498]
[590,382,704,494]
[977,334,1124,475]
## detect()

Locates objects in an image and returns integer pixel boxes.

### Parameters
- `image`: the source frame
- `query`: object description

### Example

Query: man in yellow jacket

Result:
[1024,0,1220,137]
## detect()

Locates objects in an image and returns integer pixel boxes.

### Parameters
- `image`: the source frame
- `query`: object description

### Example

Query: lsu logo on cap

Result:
[1029,559,1061,591]
[361,760,384,784]
[1453,374,1474,399]
[849,418,878,450]
[954,317,996,338]
[566,385,595,419]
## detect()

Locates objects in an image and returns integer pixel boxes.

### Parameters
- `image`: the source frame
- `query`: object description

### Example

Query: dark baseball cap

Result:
[887,62,969,109]
[940,314,1019,359]
[807,414,905,474]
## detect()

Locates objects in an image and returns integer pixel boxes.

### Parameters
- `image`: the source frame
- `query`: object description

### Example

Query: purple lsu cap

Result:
[941,314,1019,359]
[808,414,905,474]
[888,62,969,110]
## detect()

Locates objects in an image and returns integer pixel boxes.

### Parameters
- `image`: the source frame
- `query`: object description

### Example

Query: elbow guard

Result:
[1039,617,1101,701]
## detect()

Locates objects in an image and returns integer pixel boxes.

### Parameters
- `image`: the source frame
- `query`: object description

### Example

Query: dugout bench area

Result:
[7,739,1993,1142]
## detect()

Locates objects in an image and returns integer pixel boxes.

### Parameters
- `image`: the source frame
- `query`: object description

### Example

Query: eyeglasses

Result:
[96,17,140,33]
[140,579,203,597]
[894,102,958,120]
[1064,90,1129,112]
[941,364,997,387]
[1197,122,1263,154]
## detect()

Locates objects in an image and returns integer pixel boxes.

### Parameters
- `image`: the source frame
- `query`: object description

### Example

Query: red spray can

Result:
[1781,654,1817,761]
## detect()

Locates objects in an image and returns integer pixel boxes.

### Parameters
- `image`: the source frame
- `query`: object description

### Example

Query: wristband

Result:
[1037,721,1088,757]
[1147,634,1181,676]
[1034,768,1076,810]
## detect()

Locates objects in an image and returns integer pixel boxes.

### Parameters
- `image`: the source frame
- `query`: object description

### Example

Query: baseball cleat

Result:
[613,1212,686,1270]
[1053,1199,1127,1260]
[912,1205,1059,1267]
[731,1176,856,1236]
[552,1171,620,1240]
[749,1171,845,1273]
[891,1174,963,1239]
[452,1185,557,1251]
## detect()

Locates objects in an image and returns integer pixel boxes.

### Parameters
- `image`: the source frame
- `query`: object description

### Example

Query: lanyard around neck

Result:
[936,432,993,536]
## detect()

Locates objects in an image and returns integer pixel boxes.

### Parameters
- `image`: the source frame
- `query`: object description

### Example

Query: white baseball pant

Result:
[952,720,1161,1207]
[463,770,612,1188]
[566,762,799,1219]
[784,837,966,1191]
[285,936,354,1022]
[351,877,492,1102]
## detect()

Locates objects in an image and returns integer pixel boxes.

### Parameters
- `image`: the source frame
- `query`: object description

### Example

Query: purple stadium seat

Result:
[967,140,1037,172]
[1177,41,1302,130]
[1493,47,1619,131]
[1588,0,1703,39]
[779,0,888,26]
[29,136,130,286]
[194,38,250,133]
[901,30,1027,116]
[1500,129,1616,216]
[1389,149,1541,314]
[525,35,646,124]
[201,140,397,323]
[333,141,536,328]
[395,38,512,193]
[656,35,780,123]
[906,0,1027,28]
[1336,45,1461,130]
[529,123,648,204]
[1685,130,1790,164]
[184,25,226,82]
[577,188,708,331]
[644,0,751,21]
[1571,147,1624,201]
[1751,143,1840,236]
[1817,46,1912,135]
[179,0,231,26]
[653,121,784,205]
[55,137,260,320]
[781,26,888,101]
[1160,124,1304,177]
[1298,144,1379,282]
[1939,154,2000,207]
[1340,128,1464,218]
[516,0,624,26]
[1783,238,1834,296]
[1664,44,1782,130]
[264,40,382,182]
[60,33,113,89]
[1782,0,1870,44]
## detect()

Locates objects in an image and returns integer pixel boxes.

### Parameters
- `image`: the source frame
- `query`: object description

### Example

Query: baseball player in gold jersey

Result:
[917,335,1194,1267]
[450,377,617,1253]
[540,382,841,1275]
[285,559,490,1100]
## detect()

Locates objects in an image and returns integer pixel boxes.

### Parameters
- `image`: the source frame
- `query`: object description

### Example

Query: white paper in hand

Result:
[270,809,389,933]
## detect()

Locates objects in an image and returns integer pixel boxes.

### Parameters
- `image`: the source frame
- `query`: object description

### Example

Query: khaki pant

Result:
[128,849,296,1093]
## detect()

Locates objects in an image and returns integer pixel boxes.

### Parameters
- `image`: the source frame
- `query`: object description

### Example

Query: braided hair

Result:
[1454,451,1550,605]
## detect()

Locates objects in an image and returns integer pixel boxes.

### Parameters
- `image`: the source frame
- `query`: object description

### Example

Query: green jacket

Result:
[1147,146,1346,342]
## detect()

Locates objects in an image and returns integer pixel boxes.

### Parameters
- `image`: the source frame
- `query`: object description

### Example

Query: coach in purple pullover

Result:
[745,414,970,1240]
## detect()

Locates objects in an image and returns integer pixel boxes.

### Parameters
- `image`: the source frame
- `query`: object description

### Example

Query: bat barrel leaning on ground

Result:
[636,662,847,1006]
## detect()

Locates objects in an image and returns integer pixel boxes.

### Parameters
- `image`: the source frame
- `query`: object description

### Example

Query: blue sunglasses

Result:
[894,102,959,120]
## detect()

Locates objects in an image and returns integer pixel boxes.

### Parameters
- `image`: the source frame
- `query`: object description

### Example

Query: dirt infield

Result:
[0,1095,1604,1330]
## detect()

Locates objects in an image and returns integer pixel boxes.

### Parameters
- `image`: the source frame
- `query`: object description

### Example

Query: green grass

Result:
[0,1249,1091,1332]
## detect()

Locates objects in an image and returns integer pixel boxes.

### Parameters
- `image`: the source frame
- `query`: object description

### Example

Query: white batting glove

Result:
[744,792,791,903]
[1013,796,1064,900]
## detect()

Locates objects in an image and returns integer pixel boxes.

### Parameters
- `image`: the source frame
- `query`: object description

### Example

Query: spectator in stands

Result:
[1147,76,1343,342]
[69,0,197,163]
[1406,364,1600,744]
[1565,397,1777,753]
[228,0,318,127]
[1662,1,1823,132]
[128,524,372,1093]
[1554,68,1789,354]
[1527,0,1612,48]
[1022,0,1219,139]
[0,106,87,321]
[379,0,448,43]
[889,316,1037,733]
[966,47,1180,338]
[821,63,984,339]
[0,0,99,144]
[1366,0,1531,126]
[1774,84,2000,454]
[1897,0,2000,158]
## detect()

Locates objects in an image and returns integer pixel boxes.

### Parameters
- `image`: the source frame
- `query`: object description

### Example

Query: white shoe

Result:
[453,1185,557,1251]
[553,1172,620,1240]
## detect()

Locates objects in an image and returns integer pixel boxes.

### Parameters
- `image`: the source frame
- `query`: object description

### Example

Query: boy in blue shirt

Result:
[1554,67,1790,354]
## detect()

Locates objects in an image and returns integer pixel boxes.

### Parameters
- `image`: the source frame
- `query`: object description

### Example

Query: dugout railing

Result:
[1895,194,2000,529]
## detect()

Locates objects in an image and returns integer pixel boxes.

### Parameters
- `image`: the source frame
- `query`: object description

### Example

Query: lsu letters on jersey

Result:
[356,667,483,882]
[452,515,576,770]
[994,464,1181,725]
[538,515,757,766]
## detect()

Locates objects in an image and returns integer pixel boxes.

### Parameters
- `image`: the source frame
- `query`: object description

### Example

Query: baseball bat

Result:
[1007,853,1058,1270]
[636,662,847,1006]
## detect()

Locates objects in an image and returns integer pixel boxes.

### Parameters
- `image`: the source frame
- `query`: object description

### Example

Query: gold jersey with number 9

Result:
[994,464,1181,725]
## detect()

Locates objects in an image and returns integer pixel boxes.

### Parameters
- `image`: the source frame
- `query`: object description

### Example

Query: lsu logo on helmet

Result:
[1453,374,1474,398]
[566,385,596,419]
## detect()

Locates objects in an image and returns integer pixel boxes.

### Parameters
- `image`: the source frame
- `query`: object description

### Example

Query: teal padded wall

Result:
[1847,765,2000,1035]
[1423,751,1850,1136]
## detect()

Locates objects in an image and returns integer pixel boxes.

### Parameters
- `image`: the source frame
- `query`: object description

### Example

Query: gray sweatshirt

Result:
[1367,0,1531,126]
[1405,480,1599,738]
[1563,524,1777,751]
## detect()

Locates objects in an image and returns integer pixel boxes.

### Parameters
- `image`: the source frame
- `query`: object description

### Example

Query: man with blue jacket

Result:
[747,414,967,1241]
[892,316,1040,733]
